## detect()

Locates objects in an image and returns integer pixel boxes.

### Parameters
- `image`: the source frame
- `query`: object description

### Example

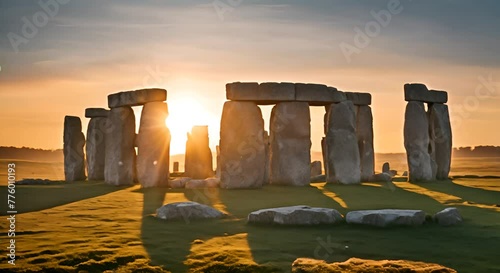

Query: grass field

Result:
[0,159,499,272]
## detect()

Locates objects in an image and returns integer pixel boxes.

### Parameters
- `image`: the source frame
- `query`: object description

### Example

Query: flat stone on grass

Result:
[156,202,225,221]
[248,205,343,225]
[346,209,426,227]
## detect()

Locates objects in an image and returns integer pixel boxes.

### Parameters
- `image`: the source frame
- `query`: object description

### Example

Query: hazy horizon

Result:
[1,1,500,154]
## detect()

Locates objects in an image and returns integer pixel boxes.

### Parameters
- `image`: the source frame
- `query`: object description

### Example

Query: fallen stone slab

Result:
[108,88,167,108]
[434,207,462,226]
[404,83,448,103]
[295,84,346,106]
[185,178,220,189]
[248,205,343,225]
[346,209,426,227]
[345,92,372,105]
[226,82,295,104]
[168,177,191,189]
[370,173,392,182]
[85,108,109,118]
[156,202,225,221]
[291,258,457,273]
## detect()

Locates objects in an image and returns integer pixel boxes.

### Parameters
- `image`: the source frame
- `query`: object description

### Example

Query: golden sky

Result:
[1,1,499,155]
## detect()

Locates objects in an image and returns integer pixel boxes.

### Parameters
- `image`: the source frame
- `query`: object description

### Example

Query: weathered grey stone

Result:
[325,101,361,184]
[295,84,346,106]
[156,202,225,221]
[346,209,426,227]
[169,177,191,189]
[402,171,408,177]
[370,173,392,182]
[270,102,311,186]
[85,108,109,118]
[219,101,266,189]
[248,205,343,225]
[345,92,372,105]
[215,145,221,178]
[104,106,136,186]
[321,137,328,175]
[108,88,167,108]
[404,83,448,103]
[429,104,452,180]
[356,106,375,181]
[404,101,434,182]
[434,207,462,226]
[389,170,398,177]
[311,161,322,177]
[185,126,213,179]
[63,116,86,182]
[226,82,295,104]
[185,177,220,189]
[136,102,170,188]
[382,162,390,173]
[263,130,270,185]
[86,117,107,180]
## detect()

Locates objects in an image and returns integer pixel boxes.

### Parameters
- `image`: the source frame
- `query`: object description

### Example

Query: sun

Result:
[166,97,218,155]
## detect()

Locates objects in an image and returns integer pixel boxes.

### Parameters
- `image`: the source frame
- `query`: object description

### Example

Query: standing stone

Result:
[173,162,179,173]
[63,116,86,181]
[219,101,266,189]
[382,162,390,174]
[325,101,361,184]
[270,102,311,186]
[404,101,433,182]
[321,137,328,176]
[185,126,213,179]
[86,117,107,180]
[429,104,452,180]
[136,102,170,188]
[263,131,270,185]
[105,106,136,186]
[311,161,322,177]
[215,145,221,178]
[356,105,375,181]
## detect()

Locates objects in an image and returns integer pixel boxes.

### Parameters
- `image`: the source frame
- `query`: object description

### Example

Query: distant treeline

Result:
[0,145,498,162]
[0,146,63,162]
[453,146,500,157]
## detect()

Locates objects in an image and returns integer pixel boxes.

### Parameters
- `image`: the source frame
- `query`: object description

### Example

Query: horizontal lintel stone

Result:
[295,84,346,106]
[345,92,372,106]
[85,108,110,118]
[226,82,295,105]
[404,83,448,103]
[108,88,167,108]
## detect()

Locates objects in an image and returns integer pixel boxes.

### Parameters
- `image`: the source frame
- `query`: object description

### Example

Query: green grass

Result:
[0,177,499,272]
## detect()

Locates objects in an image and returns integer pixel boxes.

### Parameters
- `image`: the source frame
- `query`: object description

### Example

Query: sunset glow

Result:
[165,96,219,155]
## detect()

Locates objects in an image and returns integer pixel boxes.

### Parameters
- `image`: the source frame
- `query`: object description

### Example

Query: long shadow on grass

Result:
[200,185,347,271]
[0,181,126,215]
[417,179,500,208]
[139,187,248,272]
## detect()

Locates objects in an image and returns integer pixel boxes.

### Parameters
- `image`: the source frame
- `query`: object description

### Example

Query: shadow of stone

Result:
[417,179,500,208]
[0,181,127,215]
